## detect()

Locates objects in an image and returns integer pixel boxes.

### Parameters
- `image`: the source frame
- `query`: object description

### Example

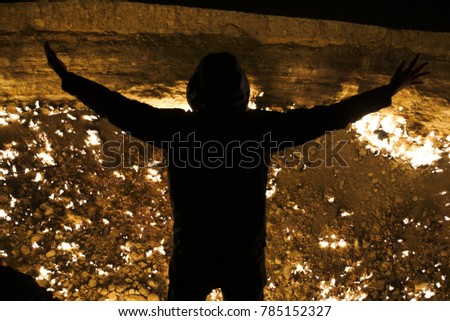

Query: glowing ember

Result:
[32,172,43,182]
[293,263,312,275]
[57,242,79,251]
[319,234,347,249]
[85,129,101,146]
[36,152,56,166]
[0,109,8,125]
[39,266,53,279]
[154,239,166,255]
[0,149,19,160]
[146,168,162,183]
[113,171,125,180]
[82,115,99,121]
[124,210,134,217]
[96,268,108,276]
[0,209,8,219]
[266,167,281,198]
[340,210,353,217]
[9,195,17,208]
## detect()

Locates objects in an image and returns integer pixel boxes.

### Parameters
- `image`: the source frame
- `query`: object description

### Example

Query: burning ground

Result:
[1,87,449,300]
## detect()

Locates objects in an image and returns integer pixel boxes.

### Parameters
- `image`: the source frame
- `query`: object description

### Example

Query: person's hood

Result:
[186,52,250,112]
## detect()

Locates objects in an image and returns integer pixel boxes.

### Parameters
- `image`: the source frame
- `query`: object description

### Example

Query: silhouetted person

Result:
[44,41,428,300]
[0,266,55,300]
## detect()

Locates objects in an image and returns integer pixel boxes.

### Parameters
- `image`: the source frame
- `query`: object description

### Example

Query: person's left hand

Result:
[388,54,430,95]
[44,41,68,78]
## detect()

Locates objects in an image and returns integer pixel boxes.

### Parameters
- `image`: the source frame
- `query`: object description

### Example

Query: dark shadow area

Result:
[0,266,56,301]
[136,0,449,32]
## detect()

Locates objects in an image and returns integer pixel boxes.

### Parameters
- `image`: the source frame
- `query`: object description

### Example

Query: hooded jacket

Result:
[187,52,250,112]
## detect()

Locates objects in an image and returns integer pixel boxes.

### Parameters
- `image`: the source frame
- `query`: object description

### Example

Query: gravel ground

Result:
[1,99,449,301]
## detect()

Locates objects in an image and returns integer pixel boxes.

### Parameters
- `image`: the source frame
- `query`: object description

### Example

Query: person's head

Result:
[187,52,250,112]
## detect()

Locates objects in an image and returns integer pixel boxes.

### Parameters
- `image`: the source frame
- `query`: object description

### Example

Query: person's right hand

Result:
[44,41,68,78]
[388,54,430,96]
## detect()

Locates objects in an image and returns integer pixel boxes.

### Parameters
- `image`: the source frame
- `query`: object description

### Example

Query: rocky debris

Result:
[264,132,450,301]
[45,250,56,258]
[147,293,160,301]
[20,245,31,256]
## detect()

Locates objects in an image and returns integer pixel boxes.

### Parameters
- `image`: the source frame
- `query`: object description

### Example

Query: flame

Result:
[0,209,8,219]
[36,152,56,166]
[353,112,443,168]
[85,129,101,146]
[58,242,79,251]
[146,168,162,183]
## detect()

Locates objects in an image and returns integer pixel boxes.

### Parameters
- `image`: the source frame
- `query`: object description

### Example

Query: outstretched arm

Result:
[45,41,125,117]
[44,41,186,143]
[277,55,430,145]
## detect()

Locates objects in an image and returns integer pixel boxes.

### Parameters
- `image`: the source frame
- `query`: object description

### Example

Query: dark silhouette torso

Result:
[60,71,391,296]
